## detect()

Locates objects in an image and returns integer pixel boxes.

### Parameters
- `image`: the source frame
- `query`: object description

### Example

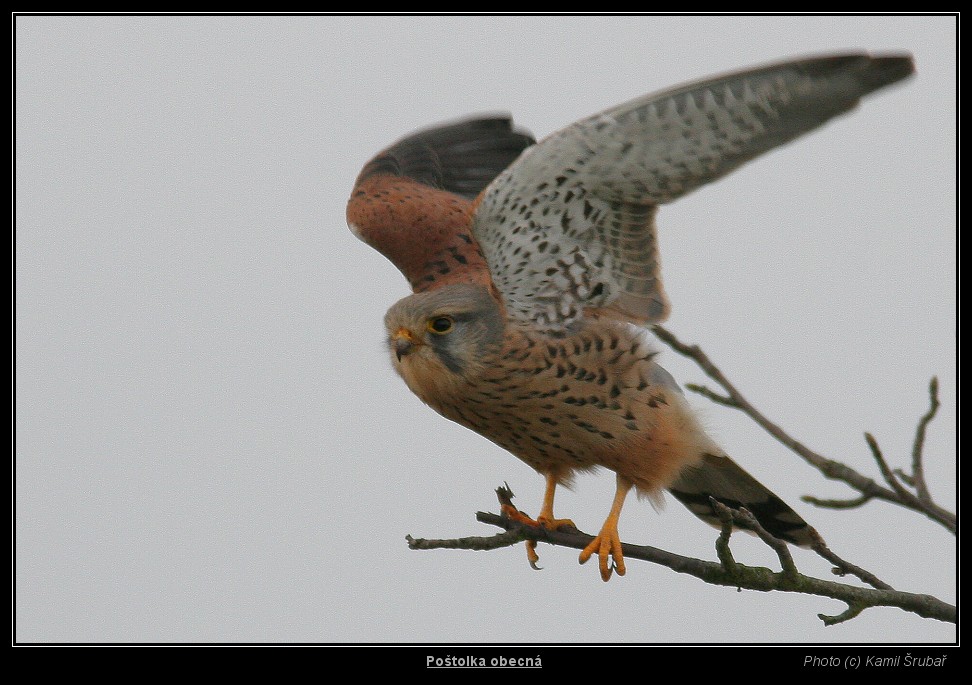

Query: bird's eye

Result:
[427,316,454,335]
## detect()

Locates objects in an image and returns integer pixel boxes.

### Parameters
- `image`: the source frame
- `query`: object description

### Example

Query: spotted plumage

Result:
[349,53,914,580]
[470,54,915,333]
[387,287,707,492]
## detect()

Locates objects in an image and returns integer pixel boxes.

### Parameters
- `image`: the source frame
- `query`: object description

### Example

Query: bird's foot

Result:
[579,524,626,581]
[537,514,578,532]
[527,515,578,570]
[500,503,577,570]
[499,501,543,569]
[500,504,576,531]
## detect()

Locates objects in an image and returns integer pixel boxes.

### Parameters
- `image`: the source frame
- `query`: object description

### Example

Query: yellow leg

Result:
[579,474,633,581]
[524,473,577,568]
[537,473,576,529]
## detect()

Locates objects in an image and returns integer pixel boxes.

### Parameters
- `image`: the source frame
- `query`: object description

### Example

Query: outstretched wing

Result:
[348,116,536,291]
[471,53,914,333]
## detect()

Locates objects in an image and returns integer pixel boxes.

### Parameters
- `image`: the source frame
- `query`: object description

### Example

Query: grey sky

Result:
[16,15,955,643]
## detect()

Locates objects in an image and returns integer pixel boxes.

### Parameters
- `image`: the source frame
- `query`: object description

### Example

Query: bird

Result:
[347,53,915,581]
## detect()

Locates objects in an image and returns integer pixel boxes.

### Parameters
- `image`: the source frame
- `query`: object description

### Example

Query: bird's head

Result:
[384,285,505,394]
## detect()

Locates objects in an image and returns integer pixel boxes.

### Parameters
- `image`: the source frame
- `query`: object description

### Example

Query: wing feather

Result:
[353,115,535,200]
[472,53,914,332]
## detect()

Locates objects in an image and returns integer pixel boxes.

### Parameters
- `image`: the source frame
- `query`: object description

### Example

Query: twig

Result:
[866,432,922,507]
[711,500,798,580]
[894,469,917,488]
[684,384,736,407]
[714,499,738,573]
[810,540,894,591]
[652,325,956,533]
[406,531,524,552]
[819,603,866,627]
[910,376,940,502]
[801,493,873,510]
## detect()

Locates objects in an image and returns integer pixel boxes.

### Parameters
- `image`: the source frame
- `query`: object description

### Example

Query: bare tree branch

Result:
[407,487,955,625]
[651,325,956,533]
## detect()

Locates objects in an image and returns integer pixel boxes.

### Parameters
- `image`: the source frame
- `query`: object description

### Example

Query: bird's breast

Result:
[396,321,712,491]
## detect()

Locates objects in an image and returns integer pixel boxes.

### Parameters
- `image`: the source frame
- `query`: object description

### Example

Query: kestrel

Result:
[347,54,914,581]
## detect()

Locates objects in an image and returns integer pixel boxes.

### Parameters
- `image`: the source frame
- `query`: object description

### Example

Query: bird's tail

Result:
[667,452,820,547]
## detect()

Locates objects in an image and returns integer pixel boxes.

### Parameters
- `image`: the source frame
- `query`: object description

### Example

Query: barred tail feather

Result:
[668,452,819,547]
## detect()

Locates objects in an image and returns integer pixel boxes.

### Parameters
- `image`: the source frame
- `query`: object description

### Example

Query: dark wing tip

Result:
[354,115,536,199]
[859,53,916,92]
[802,52,915,94]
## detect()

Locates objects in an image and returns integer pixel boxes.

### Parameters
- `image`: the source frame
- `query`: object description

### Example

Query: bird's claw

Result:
[526,540,543,570]
[579,528,626,581]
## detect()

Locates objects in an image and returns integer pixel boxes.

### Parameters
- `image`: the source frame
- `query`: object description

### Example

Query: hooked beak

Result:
[393,327,421,361]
